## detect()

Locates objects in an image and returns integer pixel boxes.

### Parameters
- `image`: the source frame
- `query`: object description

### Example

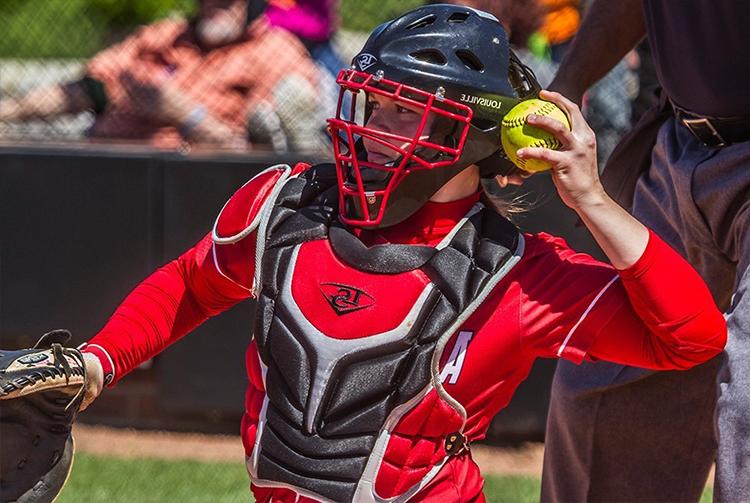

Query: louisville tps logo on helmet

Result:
[355,53,378,71]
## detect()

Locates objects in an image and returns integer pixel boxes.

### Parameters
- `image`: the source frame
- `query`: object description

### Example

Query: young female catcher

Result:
[72,4,725,502]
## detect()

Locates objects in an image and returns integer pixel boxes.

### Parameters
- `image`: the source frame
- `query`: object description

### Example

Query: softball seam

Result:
[501,101,559,129]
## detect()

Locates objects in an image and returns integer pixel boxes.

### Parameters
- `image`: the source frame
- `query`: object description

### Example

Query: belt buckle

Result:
[682,117,727,148]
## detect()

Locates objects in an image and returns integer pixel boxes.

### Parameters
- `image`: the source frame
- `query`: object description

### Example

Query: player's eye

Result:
[396,105,415,114]
[367,100,380,110]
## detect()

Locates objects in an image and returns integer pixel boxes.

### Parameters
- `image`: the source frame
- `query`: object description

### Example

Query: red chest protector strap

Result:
[248,164,524,502]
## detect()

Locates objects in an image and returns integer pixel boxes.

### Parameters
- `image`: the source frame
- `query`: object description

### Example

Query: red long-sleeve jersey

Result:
[85,166,726,502]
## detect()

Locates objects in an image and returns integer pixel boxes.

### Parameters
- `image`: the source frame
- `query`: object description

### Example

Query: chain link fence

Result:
[0,0,639,164]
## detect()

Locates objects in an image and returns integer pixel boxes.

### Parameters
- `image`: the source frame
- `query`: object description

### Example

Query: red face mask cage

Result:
[327,69,473,227]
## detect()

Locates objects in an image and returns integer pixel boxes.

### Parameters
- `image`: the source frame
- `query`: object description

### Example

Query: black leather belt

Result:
[672,102,750,148]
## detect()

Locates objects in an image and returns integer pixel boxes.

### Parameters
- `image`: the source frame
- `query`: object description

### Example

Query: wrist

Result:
[80,352,105,411]
[570,186,610,213]
[80,343,115,386]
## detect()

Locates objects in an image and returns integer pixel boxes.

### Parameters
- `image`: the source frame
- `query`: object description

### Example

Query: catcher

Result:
[1,5,726,502]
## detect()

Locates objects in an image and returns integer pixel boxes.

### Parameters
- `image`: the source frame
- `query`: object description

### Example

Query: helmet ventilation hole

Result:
[410,49,448,65]
[405,14,437,30]
[447,12,470,23]
[456,50,484,72]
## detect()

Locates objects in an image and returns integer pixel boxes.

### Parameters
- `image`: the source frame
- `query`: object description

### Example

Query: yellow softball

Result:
[500,98,571,173]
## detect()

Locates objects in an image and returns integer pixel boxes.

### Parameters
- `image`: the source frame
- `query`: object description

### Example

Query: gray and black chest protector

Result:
[244,164,524,502]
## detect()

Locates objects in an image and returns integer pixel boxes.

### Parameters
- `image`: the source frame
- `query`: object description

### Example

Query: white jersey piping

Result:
[556,274,619,357]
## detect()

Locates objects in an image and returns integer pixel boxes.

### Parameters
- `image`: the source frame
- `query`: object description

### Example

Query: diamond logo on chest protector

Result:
[320,282,376,315]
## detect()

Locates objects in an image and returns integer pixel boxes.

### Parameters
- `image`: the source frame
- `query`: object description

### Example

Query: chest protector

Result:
[246,164,523,502]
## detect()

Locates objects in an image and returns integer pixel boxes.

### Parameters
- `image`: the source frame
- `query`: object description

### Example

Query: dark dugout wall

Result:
[0,145,602,442]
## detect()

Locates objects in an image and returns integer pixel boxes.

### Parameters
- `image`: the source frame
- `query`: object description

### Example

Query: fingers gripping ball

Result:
[501,99,571,173]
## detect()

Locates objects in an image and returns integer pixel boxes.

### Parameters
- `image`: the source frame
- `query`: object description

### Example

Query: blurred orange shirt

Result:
[539,0,580,45]
[86,15,320,148]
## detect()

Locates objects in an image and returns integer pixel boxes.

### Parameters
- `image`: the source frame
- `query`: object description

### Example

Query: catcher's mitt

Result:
[0,329,86,503]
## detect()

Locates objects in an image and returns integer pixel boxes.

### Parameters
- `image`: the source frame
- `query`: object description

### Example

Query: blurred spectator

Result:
[531,0,638,166]
[436,0,544,47]
[0,0,325,151]
[266,0,344,79]
[536,0,581,62]
[264,0,343,129]
[437,0,556,86]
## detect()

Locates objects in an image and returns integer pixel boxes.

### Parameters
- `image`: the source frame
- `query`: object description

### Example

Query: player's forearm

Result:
[89,261,213,382]
[0,81,94,122]
[87,235,249,384]
[548,0,646,104]
[573,191,650,270]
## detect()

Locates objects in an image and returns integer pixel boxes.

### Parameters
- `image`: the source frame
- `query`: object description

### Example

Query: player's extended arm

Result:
[516,91,726,368]
[0,80,94,122]
[81,165,296,390]
[84,233,251,384]
[548,0,646,104]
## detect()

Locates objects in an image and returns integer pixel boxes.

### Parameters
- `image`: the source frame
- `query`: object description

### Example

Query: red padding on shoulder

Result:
[214,166,288,240]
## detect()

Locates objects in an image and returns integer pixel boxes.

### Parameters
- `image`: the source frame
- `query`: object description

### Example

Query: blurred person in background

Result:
[530,0,638,166]
[0,0,324,152]
[437,0,556,87]
[542,1,750,501]
[265,0,344,80]
[263,0,344,138]
[535,0,580,63]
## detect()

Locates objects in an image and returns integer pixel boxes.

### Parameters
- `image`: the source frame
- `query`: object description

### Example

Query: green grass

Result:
[57,453,712,503]
[483,475,540,502]
[58,454,251,503]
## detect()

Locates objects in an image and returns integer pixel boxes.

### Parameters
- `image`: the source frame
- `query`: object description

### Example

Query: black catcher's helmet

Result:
[327,3,540,228]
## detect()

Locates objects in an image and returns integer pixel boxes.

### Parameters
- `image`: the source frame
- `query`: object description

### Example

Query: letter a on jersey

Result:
[440,331,474,385]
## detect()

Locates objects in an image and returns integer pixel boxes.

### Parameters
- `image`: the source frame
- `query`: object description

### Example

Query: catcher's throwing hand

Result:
[0,329,103,503]
[516,89,606,212]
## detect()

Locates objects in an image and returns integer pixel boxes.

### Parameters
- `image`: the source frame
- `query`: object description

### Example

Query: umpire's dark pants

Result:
[541,118,750,502]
